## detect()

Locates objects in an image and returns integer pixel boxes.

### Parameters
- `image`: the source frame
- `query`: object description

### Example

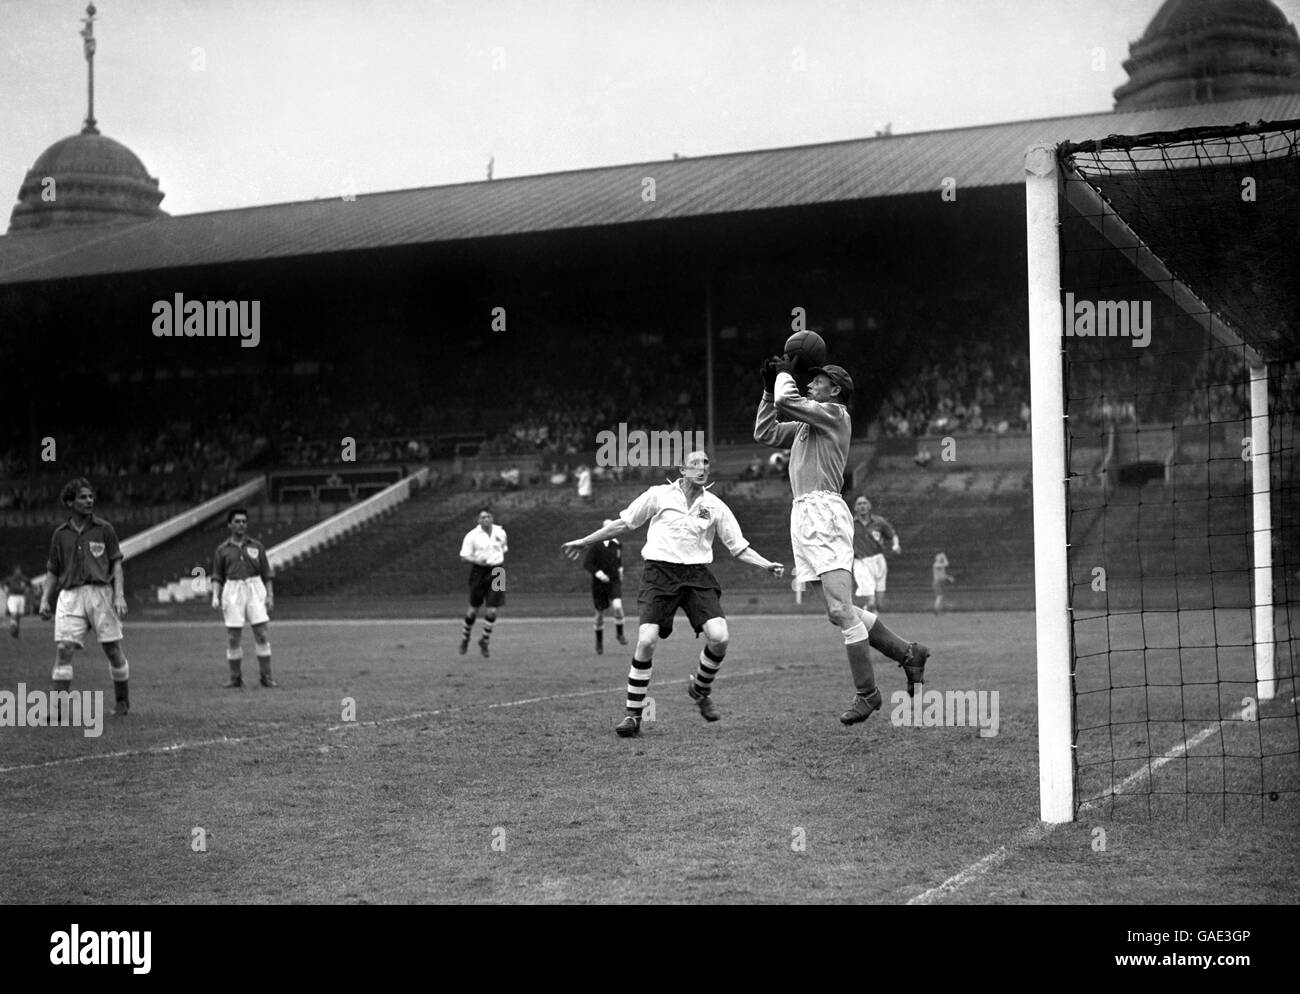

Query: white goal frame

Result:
[1023,142,1276,824]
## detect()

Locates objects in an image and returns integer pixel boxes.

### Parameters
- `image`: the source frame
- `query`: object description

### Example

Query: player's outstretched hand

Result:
[560,540,586,561]
[594,570,609,583]
[39,601,53,621]
[760,356,780,392]
[114,593,128,618]
[768,562,785,579]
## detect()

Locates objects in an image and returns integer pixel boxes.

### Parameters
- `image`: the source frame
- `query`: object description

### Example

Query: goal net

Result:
[1026,121,1300,822]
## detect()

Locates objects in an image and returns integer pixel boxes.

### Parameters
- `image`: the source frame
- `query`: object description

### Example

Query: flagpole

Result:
[81,3,99,135]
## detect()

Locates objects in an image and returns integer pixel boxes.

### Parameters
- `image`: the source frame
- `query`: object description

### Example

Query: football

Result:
[784,330,827,367]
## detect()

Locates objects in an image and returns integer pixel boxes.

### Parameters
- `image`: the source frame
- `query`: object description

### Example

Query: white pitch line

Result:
[906,694,1297,904]
[0,667,785,774]
[1078,693,1297,810]
[121,612,968,629]
[907,823,1055,905]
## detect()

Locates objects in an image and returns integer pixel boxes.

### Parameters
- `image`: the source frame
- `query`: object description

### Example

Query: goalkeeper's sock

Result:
[615,621,625,640]
[595,627,604,652]
[227,648,243,680]
[844,622,878,695]
[460,612,476,641]
[693,645,724,693]
[625,656,652,716]
[866,617,913,665]
[480,618,494,644]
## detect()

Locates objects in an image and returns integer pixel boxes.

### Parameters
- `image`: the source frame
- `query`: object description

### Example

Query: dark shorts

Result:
[592,578,623,611]
[637,561,724,640]
[468,564,506,609]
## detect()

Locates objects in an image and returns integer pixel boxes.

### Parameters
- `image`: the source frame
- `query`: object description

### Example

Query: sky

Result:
[3,0,1300,217]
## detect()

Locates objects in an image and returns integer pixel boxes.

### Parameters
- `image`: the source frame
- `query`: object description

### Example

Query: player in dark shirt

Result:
[38,478,131,716]
[852,496,900,613]
[581,521,628,654]
[210,507,277,688]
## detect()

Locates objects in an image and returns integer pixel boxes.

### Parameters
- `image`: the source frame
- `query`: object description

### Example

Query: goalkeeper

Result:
[755,354,931,725]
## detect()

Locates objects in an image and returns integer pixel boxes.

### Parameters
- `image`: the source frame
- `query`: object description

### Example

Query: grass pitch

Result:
[1,610,1296,904]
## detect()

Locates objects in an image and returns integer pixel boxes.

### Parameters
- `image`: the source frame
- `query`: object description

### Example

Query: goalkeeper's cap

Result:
[809,364,854,399]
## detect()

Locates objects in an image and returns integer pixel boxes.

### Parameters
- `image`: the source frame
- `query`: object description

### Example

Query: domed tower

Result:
[1114,0,1300,111]
[7,3,166,234]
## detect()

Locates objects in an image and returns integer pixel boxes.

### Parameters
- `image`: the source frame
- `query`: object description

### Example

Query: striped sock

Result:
[460,612,476,641]
[694,645,724,693]
[626,657,652,715]
[481,619,495,644]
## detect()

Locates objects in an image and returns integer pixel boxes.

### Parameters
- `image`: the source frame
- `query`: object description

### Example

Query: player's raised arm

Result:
[734,546,785,578]
[772,367,843,429]
[561,517,630,560]
[715,501,784,577]
[755,357,800,448]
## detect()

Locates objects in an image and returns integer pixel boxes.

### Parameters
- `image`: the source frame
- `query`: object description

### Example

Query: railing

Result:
[122,477,266,560]
[268,466,430,572]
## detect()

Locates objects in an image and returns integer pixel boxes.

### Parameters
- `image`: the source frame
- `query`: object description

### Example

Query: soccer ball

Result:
[784,330,827,367]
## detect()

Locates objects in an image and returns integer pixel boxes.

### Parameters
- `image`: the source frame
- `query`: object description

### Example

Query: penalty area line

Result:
[0,666,792,774]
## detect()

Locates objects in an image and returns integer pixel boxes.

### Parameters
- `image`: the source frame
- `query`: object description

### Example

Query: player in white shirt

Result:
[561,451,785,737]
[459,508,507,658]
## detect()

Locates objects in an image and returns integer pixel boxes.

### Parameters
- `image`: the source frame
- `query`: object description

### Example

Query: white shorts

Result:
[222,577,270,628]
[853,554,888,596]
[54,586,123,647]
[6,594,25,617]
[790,491,855,583]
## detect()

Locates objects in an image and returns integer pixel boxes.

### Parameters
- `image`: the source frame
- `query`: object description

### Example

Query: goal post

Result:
[1024,144,1074,824]
[1250,361,1275,702]
[1025,120,1300,823]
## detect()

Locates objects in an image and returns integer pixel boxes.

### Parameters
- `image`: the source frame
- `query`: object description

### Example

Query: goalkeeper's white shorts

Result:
[222,577,269,628]
[790,491,854,583]
[853,554,888,596]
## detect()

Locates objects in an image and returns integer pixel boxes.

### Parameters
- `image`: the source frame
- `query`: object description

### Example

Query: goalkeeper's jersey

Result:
[754,371,851,498]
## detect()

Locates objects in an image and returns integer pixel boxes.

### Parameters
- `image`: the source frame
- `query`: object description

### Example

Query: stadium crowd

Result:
[877,342,1031,438]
